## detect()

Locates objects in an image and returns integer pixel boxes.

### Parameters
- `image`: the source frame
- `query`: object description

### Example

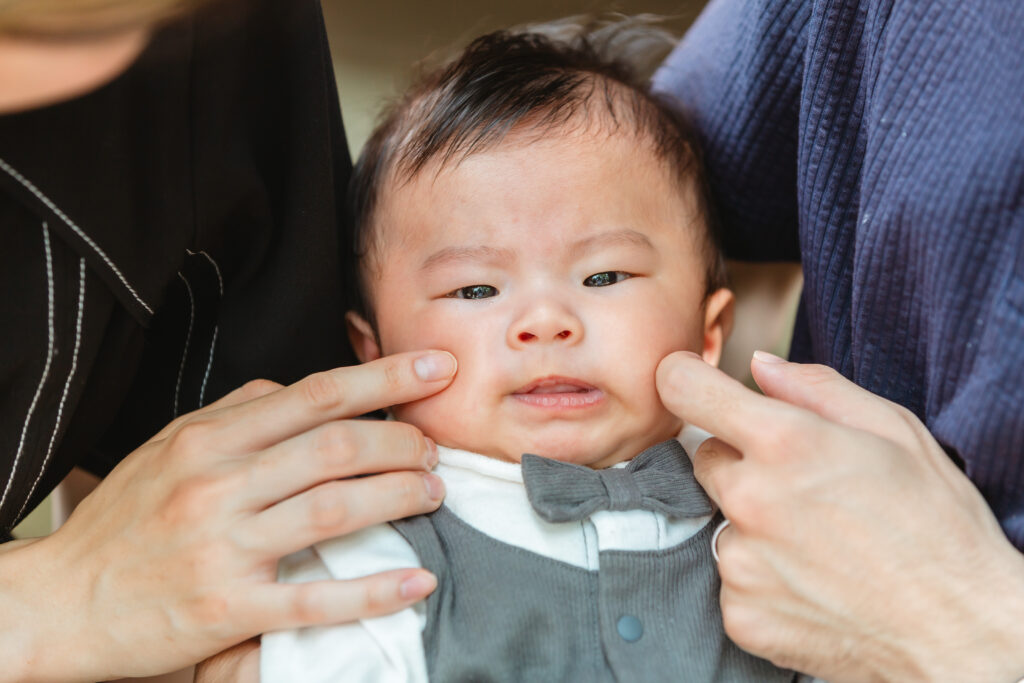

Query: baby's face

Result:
[351,129,731,467]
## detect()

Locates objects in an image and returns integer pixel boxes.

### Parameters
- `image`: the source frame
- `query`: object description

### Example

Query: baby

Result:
[262,20,798,683]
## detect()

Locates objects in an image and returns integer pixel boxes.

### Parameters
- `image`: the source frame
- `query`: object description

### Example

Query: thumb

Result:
[750,350,923,452]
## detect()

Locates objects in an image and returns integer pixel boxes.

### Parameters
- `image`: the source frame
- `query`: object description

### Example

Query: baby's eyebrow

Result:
[419,245,518,272]
[569,229,654,256]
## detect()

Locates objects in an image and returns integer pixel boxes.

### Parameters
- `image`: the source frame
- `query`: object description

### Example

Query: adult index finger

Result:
[147,378,284,443]
[201,351,456,454]
[656,351,795,453]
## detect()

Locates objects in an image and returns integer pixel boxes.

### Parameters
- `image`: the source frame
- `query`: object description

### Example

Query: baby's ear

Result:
[701,288,735,367]
[345,311,382,363]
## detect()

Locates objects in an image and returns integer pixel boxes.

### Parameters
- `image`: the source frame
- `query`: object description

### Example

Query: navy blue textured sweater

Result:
[654,0,1024,548]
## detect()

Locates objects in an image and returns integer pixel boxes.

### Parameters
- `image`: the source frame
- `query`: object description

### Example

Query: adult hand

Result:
[0,350,456,683]
[657,351,1024,683]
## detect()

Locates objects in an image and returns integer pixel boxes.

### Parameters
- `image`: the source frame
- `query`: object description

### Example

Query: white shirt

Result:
[261,428,719,683]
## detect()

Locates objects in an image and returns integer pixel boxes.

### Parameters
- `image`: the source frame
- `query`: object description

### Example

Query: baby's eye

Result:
[446,284,499,299]
[583,271,633,287]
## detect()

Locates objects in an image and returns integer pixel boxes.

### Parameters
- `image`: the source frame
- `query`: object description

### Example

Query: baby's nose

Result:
[508,303,583,347]
[517,329,573,343]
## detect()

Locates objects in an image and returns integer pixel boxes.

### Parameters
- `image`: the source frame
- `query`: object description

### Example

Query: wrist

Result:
[0,533,99,682]
[0,537,50,682]
[909,540,1024,683]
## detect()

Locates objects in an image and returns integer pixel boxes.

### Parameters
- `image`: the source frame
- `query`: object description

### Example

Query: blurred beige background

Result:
[323,0,706,157]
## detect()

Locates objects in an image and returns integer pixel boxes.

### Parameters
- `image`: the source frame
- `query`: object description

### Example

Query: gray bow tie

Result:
[521,439,713,523]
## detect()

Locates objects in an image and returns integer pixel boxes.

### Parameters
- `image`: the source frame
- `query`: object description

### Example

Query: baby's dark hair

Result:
[346,16,727,324]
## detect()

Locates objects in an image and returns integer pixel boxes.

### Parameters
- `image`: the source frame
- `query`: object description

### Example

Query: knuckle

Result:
[882,402,933,452]
[239,378,281,400]
[363,579,391,615]
[893,404,917,426]
[168,418,217,457]
[187,593,232,626]
[159,412,193,439]
[349,581,376,617]
[290,583,329,623]
[893,403,926,436]
[721,604,771,656]
[716,540,755,588]
[394,423,427,462]
[717,477,760,528]
[300,371,346,413]
[383,361,405,394]
[798,362,840,386]
[307,486,349,533]
[716,551,741,587]
[373,473,429,519]
[163,472,232,524]
[165,483,204,522]
[719,597,742,640]
[315,423,359,468]
[395,473,428,508]
[725,497,758,531]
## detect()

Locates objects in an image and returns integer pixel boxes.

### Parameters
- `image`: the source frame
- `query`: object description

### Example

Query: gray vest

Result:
[394,506,796,682]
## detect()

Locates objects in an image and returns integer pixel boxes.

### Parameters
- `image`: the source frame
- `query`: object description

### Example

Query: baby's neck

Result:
[432,438,672,470]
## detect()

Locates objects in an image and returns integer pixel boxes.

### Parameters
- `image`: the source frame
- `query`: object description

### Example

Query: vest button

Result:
[616,615,643,643]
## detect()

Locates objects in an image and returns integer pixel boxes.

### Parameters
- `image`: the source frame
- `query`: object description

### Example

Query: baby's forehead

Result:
[364,124,699,274]
[378,116,686,221]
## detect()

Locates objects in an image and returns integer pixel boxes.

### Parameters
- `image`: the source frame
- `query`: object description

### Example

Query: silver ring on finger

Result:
[711,518,730,563]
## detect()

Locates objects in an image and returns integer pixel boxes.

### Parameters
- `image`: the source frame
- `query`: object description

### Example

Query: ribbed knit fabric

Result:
[523,439,713,522]
[394,508,794,682]
[654,0,1024,548]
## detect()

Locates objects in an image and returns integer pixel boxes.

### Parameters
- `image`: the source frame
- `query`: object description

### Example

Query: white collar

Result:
[429,424,713,564]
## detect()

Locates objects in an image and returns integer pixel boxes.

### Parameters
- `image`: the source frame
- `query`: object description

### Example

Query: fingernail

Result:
[678,351,702,360]
[424,437,438,468]
[414,351,456,382]
[399,571,437,600]
[423,473,445,501]
[753,350,786,364]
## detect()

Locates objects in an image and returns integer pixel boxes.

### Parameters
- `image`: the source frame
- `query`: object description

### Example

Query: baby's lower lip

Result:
[510,388,605,410]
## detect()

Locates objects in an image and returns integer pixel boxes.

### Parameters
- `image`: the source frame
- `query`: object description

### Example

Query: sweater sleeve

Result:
[652,0,810,262]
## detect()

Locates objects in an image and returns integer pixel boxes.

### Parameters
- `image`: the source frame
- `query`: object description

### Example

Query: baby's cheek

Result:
[393,398,443,440]
[621,350,681,425]
[393,389,477,450]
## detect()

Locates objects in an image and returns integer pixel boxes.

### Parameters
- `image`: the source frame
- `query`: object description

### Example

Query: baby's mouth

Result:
[511,376,605,409]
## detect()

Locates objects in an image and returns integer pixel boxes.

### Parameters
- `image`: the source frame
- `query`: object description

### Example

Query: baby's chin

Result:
[450,435,662,469]
[418,415,685,469]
